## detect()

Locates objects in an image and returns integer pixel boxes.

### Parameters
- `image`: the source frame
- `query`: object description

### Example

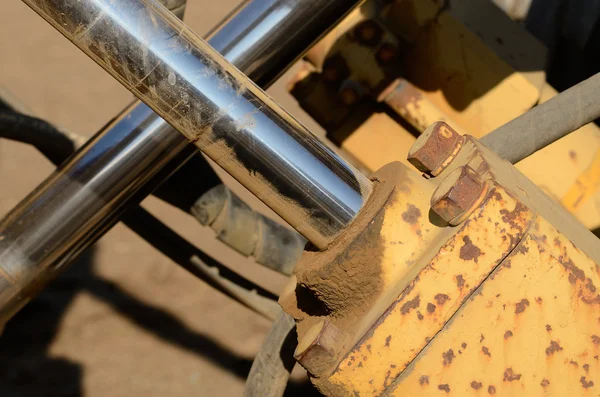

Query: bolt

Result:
[431,165,487,225]
[339,86,360,106]
[407,121,464,176]
[294,319,342,376]
[322,55,350,85]
[354,20,383,46]
[376,42,397,64]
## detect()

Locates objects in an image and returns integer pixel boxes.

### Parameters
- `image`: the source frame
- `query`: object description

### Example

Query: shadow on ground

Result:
[0,246,320,396]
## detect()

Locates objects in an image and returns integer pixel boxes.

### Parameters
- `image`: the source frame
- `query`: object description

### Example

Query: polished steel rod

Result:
[0,0,363,323]
[21,0,372,246]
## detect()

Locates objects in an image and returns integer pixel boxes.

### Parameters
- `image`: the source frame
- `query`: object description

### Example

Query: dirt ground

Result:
[0,2,325,396]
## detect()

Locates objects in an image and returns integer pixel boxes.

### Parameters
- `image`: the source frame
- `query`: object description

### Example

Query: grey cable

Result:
[480,72,600,164]
[243,312,297,397]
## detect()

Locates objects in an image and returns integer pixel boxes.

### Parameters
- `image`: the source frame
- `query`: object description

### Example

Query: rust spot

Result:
[480,334,485,343]
[500,202,527,231]
[503,368,522,382]
[580,291,600,305]
[559,256,585,285]
[584,364,590,373]
[400,295,420,315]
[402,204,422,225]
[546,324,552,332]
[541,379,550,388]
[419,375,429,386]
[471,381,483,390]
[545,341,563,356]
[482,346,491,357]
[586,279,598,293]
[456,275,465,289]
[443,349,455,366]
[515,299,530,314]
[535,297,543,304]
[438,384,451,393]
[592,335,600,345]
[569,150,577,161]
[385,335,392,347]
[504,330,513,339]
[488,385,496,395]
[460,236,482,263]
[570,360,579,367]
[435,294,450,305]
[514,244,529,254]
[580,376,594,388]
[427,303,436,313]
[462,342,467,349]
[383,370,392,388]
[417,311,424,320]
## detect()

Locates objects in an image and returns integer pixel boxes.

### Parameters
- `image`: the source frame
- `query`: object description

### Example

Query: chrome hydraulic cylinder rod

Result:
[0,0,364,323]
[22,0,373,246]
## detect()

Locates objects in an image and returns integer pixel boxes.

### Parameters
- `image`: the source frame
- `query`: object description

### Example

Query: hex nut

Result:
[294,319,342,377]
[376,42,397,64]
[431,165,486,224]
[407,121,463,175]
[339,80,363,106]
[354,20,383,47]
[322,55,350,85]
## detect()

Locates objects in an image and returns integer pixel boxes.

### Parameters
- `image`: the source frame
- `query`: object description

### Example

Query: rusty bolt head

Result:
[339,87,359,106]
[338,81,363,106]
[354,20,383,47]
[407,121,463,175]
[431,165,486,224]
[322,55,350,85]
[294,319,342,376]
[376,42,398,64]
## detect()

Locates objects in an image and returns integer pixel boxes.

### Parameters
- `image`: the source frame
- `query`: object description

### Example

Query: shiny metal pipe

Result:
[22,0,372,246]
[0,0,363,322]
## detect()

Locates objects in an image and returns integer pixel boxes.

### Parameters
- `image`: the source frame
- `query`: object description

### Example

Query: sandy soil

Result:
[0,2,324,396]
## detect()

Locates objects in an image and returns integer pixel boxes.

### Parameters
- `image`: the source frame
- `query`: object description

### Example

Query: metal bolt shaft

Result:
[407,121,464,176]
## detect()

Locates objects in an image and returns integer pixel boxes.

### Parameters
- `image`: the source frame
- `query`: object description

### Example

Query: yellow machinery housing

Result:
[282,0,600,395]
[280,122,600,396]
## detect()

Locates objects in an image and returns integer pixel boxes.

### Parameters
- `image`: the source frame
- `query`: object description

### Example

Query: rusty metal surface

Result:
[386,215,600,396]
[324,184,534,396]
[283,117,600,395]
[378,78,458,133]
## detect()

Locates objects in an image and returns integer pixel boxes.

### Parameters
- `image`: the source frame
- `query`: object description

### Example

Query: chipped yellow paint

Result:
[325,186,534,396]
[386,216,600,396]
